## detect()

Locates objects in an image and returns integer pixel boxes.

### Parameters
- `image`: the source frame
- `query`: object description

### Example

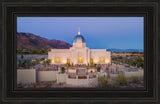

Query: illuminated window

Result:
[67,59,70,64]
[90,58,93,64]
[55,58,61,63]
[78,56,83,63]
[99,57,105,62]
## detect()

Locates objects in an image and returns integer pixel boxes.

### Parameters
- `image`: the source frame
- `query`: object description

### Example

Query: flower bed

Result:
[78,76,87,79]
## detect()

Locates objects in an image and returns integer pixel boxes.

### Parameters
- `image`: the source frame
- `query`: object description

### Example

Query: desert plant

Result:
[61,67,65,74]
[107,73,110,79]
[98,76,112,88]
[115,73,128,86]
[132,76,140,83]
[48,81,52,85]
[116,65,119,72]
[111,68,113,73]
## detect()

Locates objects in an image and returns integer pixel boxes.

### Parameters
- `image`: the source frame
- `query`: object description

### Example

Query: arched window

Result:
[90,58,93,64]
[78,56,83,63]
[67,59,70,64]
[55,58,61,63]
[99,57,105,62]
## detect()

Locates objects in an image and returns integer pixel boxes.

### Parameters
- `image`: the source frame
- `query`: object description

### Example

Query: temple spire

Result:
[78,27,80,35]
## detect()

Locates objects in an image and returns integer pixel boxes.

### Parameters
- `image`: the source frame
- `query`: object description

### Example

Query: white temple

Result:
[48,28,111,65]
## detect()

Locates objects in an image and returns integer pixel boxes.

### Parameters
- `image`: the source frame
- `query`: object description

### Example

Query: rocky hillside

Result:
[17,32,72,50]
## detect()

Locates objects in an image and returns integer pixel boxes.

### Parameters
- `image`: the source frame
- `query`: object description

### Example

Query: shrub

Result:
[116,65,119,72]
[48,81,52,85]
[97,66,101,72]
[61,67,65,74]
[132,76,140,83]
[115,73,128,86]
[98,76,113,88]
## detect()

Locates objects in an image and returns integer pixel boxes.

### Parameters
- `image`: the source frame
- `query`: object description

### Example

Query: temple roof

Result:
[73,27,85,43]
[73,35,85,43]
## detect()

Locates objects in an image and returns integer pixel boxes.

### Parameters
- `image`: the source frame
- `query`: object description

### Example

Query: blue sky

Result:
[17,17,144,50]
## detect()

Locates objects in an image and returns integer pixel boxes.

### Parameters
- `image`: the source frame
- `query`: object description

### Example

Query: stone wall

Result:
[56,74,67,83]
[66,75,97,86]
[17,69,36,84]
[37,71,58,82]
[124,70,144,78]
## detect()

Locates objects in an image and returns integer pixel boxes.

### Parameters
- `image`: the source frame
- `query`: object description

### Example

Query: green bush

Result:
[97,66,101,72]
[61,67,65,74]
[132,76,140,83]
[115,73,128,86]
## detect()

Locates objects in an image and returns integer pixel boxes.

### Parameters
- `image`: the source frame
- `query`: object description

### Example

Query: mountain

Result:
[107,48,144,52]
[17,32,72,50]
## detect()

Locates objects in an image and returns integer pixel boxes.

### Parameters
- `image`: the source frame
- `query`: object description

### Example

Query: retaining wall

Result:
[37,71,58,82]
[124,70,144,77]
[17,69,36,84]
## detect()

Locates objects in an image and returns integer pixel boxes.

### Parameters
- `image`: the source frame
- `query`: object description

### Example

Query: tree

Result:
[43,59,51,67]
[25,60,31,68]
[43,61,47,67]
[46,59,51,66]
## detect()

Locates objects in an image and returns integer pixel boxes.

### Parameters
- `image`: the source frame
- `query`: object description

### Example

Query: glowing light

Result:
[67,59,70,64]
[78,56,83,63]
[90,59,93,64]
[55,58,61,63]
[99,57,105,62]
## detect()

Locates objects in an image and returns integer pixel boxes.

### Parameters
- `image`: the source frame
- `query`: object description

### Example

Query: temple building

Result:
[48,28,111,65]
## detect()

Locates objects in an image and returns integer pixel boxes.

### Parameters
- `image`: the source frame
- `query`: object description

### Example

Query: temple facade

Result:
[48,28,111,65]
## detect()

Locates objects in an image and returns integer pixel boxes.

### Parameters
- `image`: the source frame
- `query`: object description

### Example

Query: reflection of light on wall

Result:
[99,57,105,62]
[62,59,67,64]
[51,59,54,64]
[94,59,98,63]
[105,59,110,64]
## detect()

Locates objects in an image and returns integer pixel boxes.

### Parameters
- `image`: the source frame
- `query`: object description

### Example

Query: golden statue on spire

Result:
[78,27,80,35]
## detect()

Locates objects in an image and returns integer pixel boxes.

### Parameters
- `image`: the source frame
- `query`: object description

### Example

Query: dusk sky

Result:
[17,17,144,50]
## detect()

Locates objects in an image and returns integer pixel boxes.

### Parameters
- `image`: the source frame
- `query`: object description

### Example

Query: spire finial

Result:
[78,27,80,35]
